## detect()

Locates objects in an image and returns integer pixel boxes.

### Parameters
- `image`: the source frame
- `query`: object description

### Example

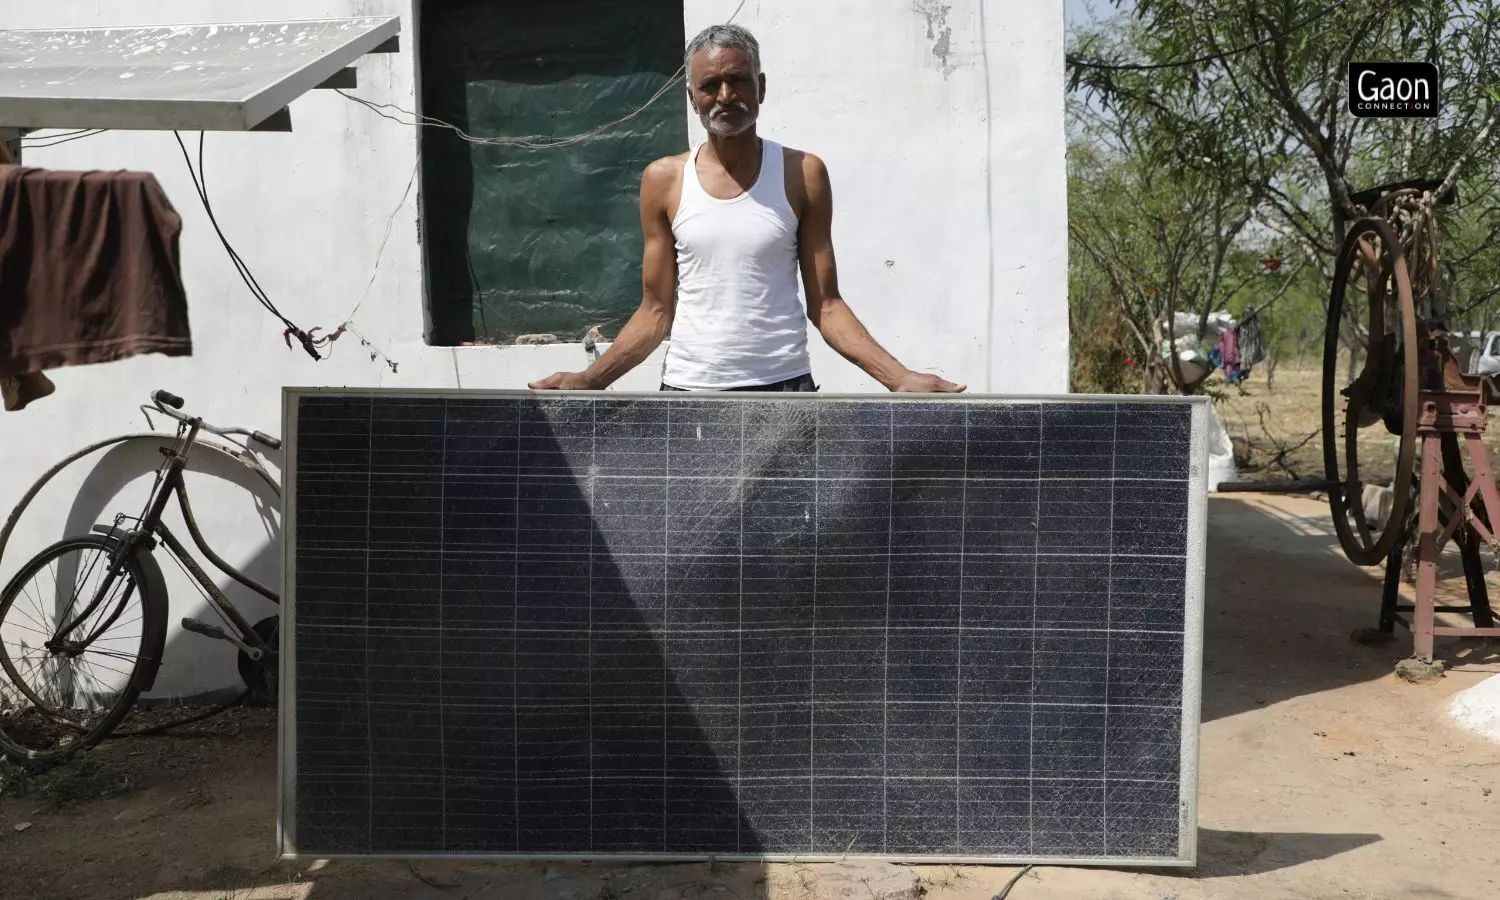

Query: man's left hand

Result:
[890,371,966,393]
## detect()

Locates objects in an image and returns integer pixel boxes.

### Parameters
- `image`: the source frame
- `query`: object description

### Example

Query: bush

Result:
[1070,312,1142,395]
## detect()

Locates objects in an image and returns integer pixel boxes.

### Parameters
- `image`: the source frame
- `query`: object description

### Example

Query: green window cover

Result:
[420,0,689,345]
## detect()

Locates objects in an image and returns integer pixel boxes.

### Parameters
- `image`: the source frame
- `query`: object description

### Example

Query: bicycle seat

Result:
[1351,178,1457,208]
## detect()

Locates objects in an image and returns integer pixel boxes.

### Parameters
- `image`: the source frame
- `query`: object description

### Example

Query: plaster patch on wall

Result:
[915,0,955,78]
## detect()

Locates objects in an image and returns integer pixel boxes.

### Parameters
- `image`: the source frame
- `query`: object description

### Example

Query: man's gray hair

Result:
[685,24,761,84]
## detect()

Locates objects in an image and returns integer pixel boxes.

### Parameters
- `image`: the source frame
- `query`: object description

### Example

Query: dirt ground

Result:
[1213,362,1500,486]
[3,494,1499,900]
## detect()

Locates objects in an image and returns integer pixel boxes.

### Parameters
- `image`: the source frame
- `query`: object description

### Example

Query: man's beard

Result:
[700,101,755,136]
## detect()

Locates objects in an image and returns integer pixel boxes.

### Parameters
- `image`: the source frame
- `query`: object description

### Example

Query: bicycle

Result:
[0,389,283,761]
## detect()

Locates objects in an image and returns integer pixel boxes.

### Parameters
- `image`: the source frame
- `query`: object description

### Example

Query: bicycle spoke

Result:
[8,651,46,687]
[10,600,53,637]
[74,656,123,691]
[101,613,143,632]
[71,564,117,635]
[80,647,144,666]
[66,664,98,699]
[21,576,53,637]
[71,543,113,603]
[2,620,54,640]
[14,649,55,688]
[0,538,163,757]
[54,549,120,641]
[67,659,106,699]
[74,647,133,676]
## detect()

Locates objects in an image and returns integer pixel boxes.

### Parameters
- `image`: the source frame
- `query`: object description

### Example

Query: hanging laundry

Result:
[1217,326,1241,384]
[1218,326,1240,368]
[0,146,52,411]
[0,167,192,407]
[1238,311,1268,367]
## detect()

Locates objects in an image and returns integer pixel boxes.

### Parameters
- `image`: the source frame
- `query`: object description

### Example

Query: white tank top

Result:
[661,139,812,390]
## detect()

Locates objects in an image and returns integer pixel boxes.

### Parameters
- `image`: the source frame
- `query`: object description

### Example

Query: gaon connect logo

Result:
[1349,62,1440,118]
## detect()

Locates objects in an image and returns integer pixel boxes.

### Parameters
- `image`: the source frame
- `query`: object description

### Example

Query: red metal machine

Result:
[1323,182,1499,673]
[1399,332,1500,659]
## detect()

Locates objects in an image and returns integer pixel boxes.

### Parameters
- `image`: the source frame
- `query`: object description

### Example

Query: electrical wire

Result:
[20,128,101,142]
[20,128,95,141]
[306,154,417,374]
[18,129,109,149]
[20,129,365,365]
[171,131,322,360]
[1065,0,1353,72]
[339,0,748,150]
[338,78,685,150]
[341,153,419,328]
[19,128,98,141]
[323,0,749,359]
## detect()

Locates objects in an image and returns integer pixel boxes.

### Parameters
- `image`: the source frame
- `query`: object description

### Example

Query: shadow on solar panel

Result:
[280,391,1207,867]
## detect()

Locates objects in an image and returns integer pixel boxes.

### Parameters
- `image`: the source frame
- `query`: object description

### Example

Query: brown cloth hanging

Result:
[0,166,192,402]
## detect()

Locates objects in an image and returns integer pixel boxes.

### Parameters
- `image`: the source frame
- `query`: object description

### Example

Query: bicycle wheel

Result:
[0,534,167,761]
[1322,216,1419,567]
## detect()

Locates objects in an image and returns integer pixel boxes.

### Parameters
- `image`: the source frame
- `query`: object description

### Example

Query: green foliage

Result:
[1069,300,1141,394]
[1068,0,1500,367]
[1067,93,1264,394]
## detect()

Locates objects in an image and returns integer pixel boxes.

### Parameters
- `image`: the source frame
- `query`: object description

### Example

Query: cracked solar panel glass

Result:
[281,391,1206,865]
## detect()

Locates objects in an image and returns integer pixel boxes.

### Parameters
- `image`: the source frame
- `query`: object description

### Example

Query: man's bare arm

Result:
[529,159,680,390]
[794,153,964,393]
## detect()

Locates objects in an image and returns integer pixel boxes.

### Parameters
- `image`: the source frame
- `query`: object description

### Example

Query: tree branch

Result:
[1435,101,1500,204]
[1081,207,1157,285]
[1255,402,1317,478]
[1250,6,1359,222]
[1256,211,1333,281]
[1401,117,1418,174]
[1455,286,1500,318]
[1069,223,1160,360]
[1327,0,1402,113]
[1248,261,1308,317]
[1259,189,1336,258]
[1259,179,1327,234]
[1218,269,1262,309]
[1449,221,1500,266]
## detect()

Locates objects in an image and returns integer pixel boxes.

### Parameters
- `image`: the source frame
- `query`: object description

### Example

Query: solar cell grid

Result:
[280,391,1206,865]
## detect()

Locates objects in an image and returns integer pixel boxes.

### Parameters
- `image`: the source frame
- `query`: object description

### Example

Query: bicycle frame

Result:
[148,466,279,656]
[74,416,279,661]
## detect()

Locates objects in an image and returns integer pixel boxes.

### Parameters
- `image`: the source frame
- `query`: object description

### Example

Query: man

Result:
[529,24,963,394]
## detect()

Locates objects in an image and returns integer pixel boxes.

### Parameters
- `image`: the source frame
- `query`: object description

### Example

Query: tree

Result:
[1069,0,1500,330]
[1067,99,1264,394]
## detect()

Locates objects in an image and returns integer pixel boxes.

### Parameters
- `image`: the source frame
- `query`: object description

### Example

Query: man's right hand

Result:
[528,371,599,391]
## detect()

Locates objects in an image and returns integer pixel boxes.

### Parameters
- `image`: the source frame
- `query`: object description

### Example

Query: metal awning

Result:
[0,16,400,132]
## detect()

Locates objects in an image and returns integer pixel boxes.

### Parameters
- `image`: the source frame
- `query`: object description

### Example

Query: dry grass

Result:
[1216,365,1332,482]
[1216,363,1500,486]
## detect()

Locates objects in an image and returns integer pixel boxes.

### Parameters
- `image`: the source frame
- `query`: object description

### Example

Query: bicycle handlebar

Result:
[150,389,283,451]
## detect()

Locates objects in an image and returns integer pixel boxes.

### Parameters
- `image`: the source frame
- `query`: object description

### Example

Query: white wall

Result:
[0,0,1067,697]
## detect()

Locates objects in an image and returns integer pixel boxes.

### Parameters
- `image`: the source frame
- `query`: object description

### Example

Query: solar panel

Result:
[0,17,399,131]
[279,390,1207,866]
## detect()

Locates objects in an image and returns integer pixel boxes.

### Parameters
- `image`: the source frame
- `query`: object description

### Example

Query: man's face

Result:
[689,46,764,137]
